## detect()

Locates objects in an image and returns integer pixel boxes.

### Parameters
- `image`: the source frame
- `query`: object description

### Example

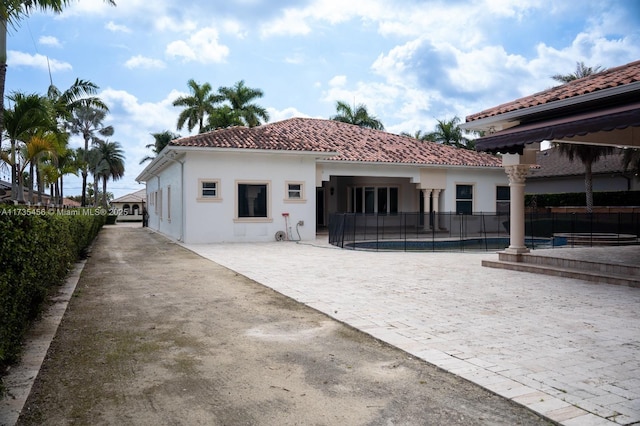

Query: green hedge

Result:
[525,191,640,207]
[0,207,104,378]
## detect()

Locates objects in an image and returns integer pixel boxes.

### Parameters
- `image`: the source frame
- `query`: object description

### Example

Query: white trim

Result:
[284,181,305,203]
[197,178,222,202]
[234,180,273,222]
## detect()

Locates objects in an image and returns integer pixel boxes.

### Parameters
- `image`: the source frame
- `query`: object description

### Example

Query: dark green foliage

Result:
[0,208,104,376]
[525,191,640,208]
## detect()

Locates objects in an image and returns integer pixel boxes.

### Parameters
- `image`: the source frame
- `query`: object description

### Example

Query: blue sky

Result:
[4,0,640,198]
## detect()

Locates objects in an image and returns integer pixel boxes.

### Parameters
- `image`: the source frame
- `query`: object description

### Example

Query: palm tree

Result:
[202,105,243,131]
[400,130,430,141]
[555,144,614,212]
[0,1,116,143]
[20,130,57,203]
[67,105,114,206]
[551,63,610,213]
[53,147,82,205]
[140,130,179,164]
[2,92,53,202]
[48,78,109,123]
[427,116,474,149]
[92,139,125,207]
[173,79,222,133]
[330,100,384,130]
[217,80,269,127]
[551,61,605,83]
[622,149,640,179]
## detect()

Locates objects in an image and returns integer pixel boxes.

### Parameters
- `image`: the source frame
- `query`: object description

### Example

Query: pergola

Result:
[462,59,640,254]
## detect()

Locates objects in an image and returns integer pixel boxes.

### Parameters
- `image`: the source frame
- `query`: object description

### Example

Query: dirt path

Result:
[15,226,554,425]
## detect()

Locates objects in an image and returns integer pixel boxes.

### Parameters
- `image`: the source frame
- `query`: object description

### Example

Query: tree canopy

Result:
[330,101,384,130]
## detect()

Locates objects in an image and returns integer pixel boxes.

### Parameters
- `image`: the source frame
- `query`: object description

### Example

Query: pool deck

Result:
[185,239,640,426]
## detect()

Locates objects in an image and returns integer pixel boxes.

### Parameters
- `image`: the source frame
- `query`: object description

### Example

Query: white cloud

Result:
[39,36,61,48]
[266,106,311,123]
[7,51,72,72]
[106,21,131,33]
[221,20,248,39]
[93,88,184,191]
[154,16,199,33]
[124,55,166,70]
[260,8,312,37]
[166,27,229,63]
[328,75,347,87]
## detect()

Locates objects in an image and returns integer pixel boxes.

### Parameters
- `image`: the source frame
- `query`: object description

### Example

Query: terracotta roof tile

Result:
[170,118,502,168]
[466,60,640,122]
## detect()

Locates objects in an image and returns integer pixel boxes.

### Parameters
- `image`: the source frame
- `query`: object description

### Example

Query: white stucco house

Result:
[136,118,507,243]
[111,188,147,222]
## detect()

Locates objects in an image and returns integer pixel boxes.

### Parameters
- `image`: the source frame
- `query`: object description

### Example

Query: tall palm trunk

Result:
[102,176,108,207]
[57,177,63,205]
[584,160,594,213]
[0,18,7,154]
[28,161,35,203]
[10,138,16,200]
[81,134,90,206]
[93,176,99,206]
[16,160,25,203]
[36,162,44,204]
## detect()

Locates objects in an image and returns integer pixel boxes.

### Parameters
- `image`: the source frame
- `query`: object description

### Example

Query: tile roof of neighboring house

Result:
[111,188,147,203]
[528,147,627,179]
[170,118,502,167]
[466,60,640,122]
[63,198,81,207]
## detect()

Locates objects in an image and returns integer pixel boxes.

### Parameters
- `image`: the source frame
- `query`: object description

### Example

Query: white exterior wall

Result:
[145,160,184,241]
[442,167,510,212]
[182,151,317,243]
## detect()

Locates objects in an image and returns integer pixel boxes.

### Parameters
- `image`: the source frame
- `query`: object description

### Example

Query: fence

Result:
[328,211,640,252]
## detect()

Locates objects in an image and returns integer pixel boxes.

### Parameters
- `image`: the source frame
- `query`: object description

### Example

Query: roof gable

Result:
[169,118,502,168]
[112,188,147,203]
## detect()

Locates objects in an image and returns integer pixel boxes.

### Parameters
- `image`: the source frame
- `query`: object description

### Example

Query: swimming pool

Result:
[345,237,558,252]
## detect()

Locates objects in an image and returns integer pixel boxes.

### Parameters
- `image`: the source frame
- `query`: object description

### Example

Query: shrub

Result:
[526,190,640,207]
[0,207,104,388]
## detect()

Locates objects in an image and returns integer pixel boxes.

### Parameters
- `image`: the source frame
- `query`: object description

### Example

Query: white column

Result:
[422,189,432,230]
[505,164,530,254]
[432,189,441,230]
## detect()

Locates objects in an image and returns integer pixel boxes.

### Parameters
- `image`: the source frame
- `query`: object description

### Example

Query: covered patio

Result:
[461,60,640,282]
[462,60,640,253]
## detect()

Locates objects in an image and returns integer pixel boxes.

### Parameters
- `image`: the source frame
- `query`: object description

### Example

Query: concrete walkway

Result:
[184,239,640,426]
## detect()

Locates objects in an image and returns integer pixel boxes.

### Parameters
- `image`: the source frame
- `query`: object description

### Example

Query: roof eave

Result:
[462,81,640,133]
[317,159,502,168]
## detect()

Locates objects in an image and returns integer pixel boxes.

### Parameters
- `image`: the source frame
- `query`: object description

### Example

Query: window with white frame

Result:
[496,186,510,214]
[167,185,171,222]
[456,184,473,215]
[198,179,221,201]
[236,181,270,219]
[285,182,304,201]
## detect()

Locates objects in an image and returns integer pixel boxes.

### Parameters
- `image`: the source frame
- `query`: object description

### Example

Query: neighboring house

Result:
[0,179,51,205]
[527,147,639,194]
[62,198,82,207]
[111,189,147,222]
[136,118,506,244]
